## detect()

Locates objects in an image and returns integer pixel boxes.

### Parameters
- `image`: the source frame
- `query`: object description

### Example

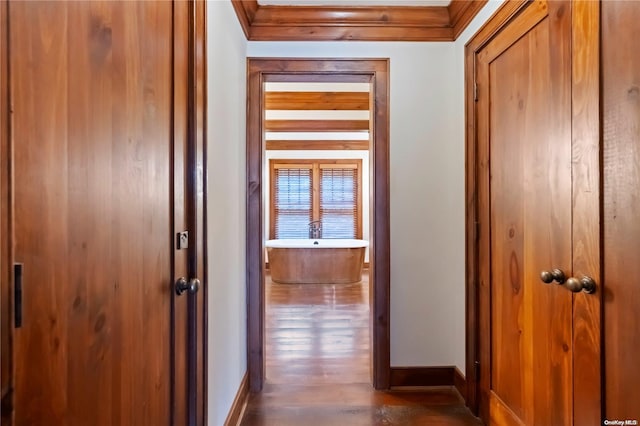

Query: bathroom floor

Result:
[265,271,371,385]
[239,272,481,425]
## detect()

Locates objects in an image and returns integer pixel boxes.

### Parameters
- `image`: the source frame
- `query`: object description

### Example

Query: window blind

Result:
[320,167,358,239]
[271,160,361,240]
[273,168,312,239]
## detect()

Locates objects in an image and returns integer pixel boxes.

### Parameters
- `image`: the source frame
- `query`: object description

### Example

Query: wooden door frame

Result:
[465,0,602,422]
[246,58,390,392]
[189,1,208,424]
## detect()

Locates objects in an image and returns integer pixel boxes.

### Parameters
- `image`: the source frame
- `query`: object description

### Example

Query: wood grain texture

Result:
[489,36,527,417]
[264,119,369,132]
[266,140,369,151]
[246,58,266,394]
[474,56,491,423]
[179,1,207,424]
[7,1,204,424]
[474,1,574,425]
[231,0,486,41]
[463,1,531,414]
[448,1,488,40]
[243,273,480,425]
[268,247,365,284]
[603,0,640,419]
[242,384,481,425]
[265,91,369,111]
[252,5,450,26]
[369,59,391,390]
[246,58,390,392]
[489,392,525,426]
[264,272,370,385]
[173,1,190,423]
[0,0,11,417]
[571,1,602,425]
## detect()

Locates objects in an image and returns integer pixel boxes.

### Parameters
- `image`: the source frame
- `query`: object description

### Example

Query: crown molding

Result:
[231,0,488,41]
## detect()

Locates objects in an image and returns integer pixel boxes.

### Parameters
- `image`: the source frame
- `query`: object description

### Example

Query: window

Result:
[270,159,362,239]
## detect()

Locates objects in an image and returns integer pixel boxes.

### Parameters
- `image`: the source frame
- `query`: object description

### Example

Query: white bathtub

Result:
[266,239,369,284]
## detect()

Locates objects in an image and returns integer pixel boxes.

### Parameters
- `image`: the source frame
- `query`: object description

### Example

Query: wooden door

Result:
[471,1,601,425]
[2,1,205,424]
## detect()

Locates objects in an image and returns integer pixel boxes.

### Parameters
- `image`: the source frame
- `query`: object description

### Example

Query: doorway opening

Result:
[246,58,390,392]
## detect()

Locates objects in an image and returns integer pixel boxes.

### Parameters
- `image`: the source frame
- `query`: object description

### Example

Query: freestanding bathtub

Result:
[266,239,369,284]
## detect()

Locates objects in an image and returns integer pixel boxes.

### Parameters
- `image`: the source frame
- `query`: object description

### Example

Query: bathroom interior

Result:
[262,80,374,385]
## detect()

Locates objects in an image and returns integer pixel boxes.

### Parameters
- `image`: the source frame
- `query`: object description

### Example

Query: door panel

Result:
[477,1,573,424]
[9,1,189,424]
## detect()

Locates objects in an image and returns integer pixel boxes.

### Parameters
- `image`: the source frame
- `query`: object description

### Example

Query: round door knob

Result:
[540,269,566,284]
[564,276,596,294]
[175,277,200,295]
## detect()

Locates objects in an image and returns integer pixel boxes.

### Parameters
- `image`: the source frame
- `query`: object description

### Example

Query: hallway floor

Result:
[240,271,481,425]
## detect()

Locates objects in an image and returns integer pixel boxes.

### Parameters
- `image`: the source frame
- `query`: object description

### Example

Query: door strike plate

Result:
[177,231,189,250]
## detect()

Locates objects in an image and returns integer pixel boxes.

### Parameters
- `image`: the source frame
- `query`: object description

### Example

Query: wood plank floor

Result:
[240,271,482,426]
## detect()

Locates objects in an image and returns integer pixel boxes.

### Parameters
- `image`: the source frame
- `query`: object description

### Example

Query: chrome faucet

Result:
[308,220,322,239]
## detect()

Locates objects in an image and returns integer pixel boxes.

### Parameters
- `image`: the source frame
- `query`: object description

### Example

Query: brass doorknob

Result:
[564,276,596,294]
[540,269,566,284]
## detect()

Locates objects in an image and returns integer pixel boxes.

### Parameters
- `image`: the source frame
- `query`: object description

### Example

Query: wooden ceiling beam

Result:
[266,140,370,150]
[230,0,487,42]
[265,119,370,132]
[265,91,370,110]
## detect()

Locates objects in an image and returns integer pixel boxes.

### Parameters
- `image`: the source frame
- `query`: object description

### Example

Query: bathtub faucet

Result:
[308,220,322,239]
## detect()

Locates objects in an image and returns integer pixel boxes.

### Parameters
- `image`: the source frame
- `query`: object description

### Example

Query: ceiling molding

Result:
[231,0,487,41]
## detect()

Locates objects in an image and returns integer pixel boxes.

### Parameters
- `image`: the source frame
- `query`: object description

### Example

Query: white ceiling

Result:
[265,82,370,92]
[258,0,450,6]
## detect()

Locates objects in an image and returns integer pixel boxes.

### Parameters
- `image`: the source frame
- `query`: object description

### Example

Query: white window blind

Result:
[273,167,312,239]
[320,167,358,239]
[271,160,361,240]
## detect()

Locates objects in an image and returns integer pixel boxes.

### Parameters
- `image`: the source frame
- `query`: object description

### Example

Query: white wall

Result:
[448,0,504,372]
[206,1,247,424]
[248,41,461,369]
[248,1,500,374]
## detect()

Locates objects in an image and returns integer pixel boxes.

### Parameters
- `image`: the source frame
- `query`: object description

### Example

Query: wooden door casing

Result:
[467,1,603,425]
[246,59,390,392]
[3,1,207,424]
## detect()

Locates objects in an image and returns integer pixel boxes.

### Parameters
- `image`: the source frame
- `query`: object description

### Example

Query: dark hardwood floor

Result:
[240,271,482,425]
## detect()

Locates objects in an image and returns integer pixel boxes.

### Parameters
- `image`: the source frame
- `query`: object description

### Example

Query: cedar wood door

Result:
[474,1,601,425]
[5,1,202,424]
